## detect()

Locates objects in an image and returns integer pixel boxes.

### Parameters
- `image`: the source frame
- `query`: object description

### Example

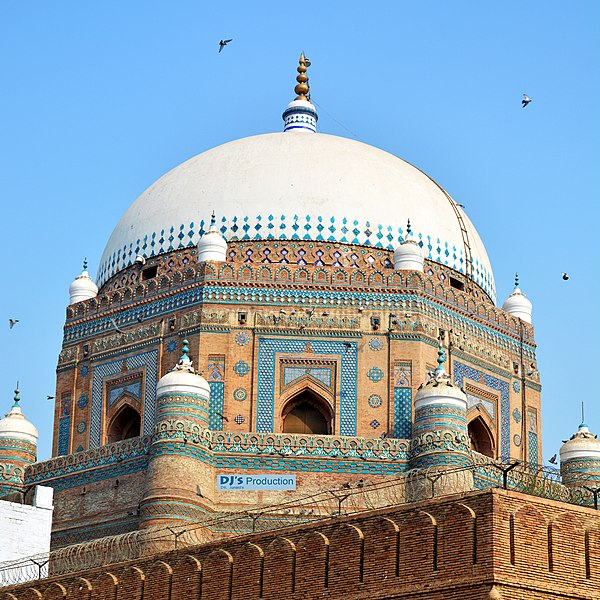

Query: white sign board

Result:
[217,474,297,491]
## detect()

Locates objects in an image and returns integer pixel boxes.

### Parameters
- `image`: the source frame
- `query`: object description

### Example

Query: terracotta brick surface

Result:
[3,489,598,599]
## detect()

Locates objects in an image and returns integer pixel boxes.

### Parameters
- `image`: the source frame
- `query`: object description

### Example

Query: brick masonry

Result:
[1,489,598,599]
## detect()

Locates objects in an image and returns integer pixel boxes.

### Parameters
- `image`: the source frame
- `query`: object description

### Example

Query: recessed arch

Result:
[282,388,332,435]
[107,403,141,444]
[468,415,495,458]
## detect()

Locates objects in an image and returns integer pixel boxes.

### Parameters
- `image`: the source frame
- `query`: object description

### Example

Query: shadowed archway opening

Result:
[468,416,495,458]
[107,404,141,444]
[282,389,332,435]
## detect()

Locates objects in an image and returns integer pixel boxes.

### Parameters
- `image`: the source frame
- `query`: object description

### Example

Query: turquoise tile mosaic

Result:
[209,381,225,431]
[454,361,510,460]
[257,339,358,435]
[96,214,496,299]
[90,349,158,448]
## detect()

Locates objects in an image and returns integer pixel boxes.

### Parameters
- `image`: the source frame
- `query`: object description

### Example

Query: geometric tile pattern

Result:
[90,349,158,448]
[233,360,250,377]
[465,393,495,420]
[233,387,247,402]
[454,361,510,460]
[512,407,522,424]
[368,394,382,408]
[368,337,383,351]
[57,416,71,456]
[108,380,142,407]
[257,338,358,435]
[57,394,72,456]
[283,366,333,389]
[368,367,384,383]
[96,214,496,299]
[393,387,412,438]
[206,357,225,381]
[528,431,539,467]
[208,381,225,431]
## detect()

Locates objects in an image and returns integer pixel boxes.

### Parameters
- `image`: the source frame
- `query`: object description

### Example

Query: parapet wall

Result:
[2,489,598,599]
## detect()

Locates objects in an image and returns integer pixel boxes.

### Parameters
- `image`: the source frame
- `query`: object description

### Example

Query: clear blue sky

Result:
[0,1,598,461]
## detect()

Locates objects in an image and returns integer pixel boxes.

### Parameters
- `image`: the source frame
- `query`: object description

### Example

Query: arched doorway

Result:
[107,405,141,444]
[468,416,495,458]
[282,390,332,435]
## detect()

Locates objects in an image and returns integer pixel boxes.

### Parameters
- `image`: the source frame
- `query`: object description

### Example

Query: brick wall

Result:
[2,488,598,599]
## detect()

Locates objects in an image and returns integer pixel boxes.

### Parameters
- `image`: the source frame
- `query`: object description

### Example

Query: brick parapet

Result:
[2,489,597,599]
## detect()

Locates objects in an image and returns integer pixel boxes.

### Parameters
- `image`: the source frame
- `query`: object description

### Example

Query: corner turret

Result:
[0,387,38,496]
[502,273,532,324]
[560,421,600,488]
[407,344,473,500]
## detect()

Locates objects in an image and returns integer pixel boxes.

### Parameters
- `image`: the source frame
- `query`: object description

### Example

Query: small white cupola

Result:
[393,219,424,271]
[502,273,533,323]
[0,387,39,446]
[560,422,600,464]
[282,53,318,133]
[197,213,227,263]
[69,258,99,305]
[156,340,210,399]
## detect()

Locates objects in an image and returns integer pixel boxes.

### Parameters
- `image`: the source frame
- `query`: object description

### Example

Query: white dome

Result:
[393,233,424,272]
[69,267,98,305]
[197,216,228,263]
[98,132,495,300]
[502,276,533,323]
[0,397,38,445]
[560,424,600,462]
[156,344,210,399]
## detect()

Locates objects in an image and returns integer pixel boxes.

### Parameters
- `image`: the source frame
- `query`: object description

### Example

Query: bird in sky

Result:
[218,39,233,53]
[109,317,125,334]
[548,454,557,464]
[561,272,569,281]
[47,395,55,401]
[522,94,532,108]
[9,319,19,329]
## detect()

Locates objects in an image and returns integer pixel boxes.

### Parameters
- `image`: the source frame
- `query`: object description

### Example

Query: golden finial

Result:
[294,52,311,101]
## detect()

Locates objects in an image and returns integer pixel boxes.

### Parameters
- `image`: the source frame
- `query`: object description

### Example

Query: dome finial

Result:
[180,339,190,364]
[294,52,311,101]
[406,218,412,237]
[435,341,447,375]
[514,272,519,289]
[210,211,216,228]
[83,257,88,271]
[282,53,318,133]
[13,383,20,407]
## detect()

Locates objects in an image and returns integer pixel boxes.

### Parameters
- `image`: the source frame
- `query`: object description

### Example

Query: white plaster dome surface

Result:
[99,132,495,299]
[0,404,39,445]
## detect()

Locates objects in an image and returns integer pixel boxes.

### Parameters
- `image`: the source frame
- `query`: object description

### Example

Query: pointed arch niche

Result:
[281,387,334,435]
[103,371,144,445]
[467,415,495,458]
[107,404,141,444]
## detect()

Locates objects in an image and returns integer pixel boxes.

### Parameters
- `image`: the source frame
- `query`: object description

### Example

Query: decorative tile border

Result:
[97,214,496,299]
[257,339,358,435]
[454,361,510,460]
[90,349,158,448]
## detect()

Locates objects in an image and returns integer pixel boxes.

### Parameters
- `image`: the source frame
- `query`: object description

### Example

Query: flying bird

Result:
[561,272,569,281]
[218,39,233,53]
[47,395,55,401]
[215,411,229,422]
[522,94,532,108]
[9,319,19,329]
[548,454,557,464]
[109,317,125,334]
